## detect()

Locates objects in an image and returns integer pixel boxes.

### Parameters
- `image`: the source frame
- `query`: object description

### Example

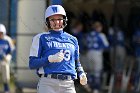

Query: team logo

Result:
[52,7,57,13]
[62,37,69,41]
[45,36,54,41]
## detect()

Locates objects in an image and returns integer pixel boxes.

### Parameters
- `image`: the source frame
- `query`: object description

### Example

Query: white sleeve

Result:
[29,34,41,57]
[4,35,15,52]
[100,33,109,47]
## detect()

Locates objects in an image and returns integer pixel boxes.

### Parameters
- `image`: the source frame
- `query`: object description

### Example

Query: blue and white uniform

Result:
[30,30,84,80]
[29,30,84,93]
[0,39,11,61]
[86,30,109,90]
[133,29,140,92]
[133,29,140,57]
[29,5,87,93]
[108,27,126,74]
[29,30,80,79]
[86,31,109,72]
[0,38,11,92]
[0,23,13,93]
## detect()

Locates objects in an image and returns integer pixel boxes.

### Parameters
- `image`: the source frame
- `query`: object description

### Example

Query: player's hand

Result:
[48,50,64,63]
[79,72,87,85]
[4,54,12,62]
[0,54,5,61]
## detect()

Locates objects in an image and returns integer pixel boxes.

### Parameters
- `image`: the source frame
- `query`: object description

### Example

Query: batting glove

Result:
[0,54,5,61]
[5,54,12,62]
[79,72,87,85]
[48,50,64,63]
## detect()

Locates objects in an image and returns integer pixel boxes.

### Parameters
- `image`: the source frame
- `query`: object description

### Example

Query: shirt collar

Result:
[49,30,63,34]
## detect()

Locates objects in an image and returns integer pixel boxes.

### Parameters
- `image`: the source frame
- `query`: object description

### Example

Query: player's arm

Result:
[29,35,48,69]
[4,35,15,52]
[4,54,12,63]
[74,38,84,74]
[29,56,48,69]
[100,33,109,48]
[29,51,64,69]
[3,41,12,62]
[29,35,64,69]
[75,59,87,85]
[75,59,84,75]
[75,38,87,85]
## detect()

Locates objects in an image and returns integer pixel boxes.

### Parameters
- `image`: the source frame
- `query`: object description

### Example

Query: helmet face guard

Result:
[45,5,68,29]
[45,15,67,29]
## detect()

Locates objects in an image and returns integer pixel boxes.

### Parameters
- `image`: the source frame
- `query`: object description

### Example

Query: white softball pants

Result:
[37,76,76,93]
[0,61,10,83]
[86,50,103,76]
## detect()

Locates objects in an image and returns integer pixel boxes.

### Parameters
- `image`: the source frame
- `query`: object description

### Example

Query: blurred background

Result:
[0,0,140,93]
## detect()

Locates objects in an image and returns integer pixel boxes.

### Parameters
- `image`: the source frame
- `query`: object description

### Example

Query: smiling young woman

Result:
[29,5,87,93]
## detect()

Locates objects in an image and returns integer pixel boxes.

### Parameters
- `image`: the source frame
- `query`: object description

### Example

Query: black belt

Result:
[41,74,72,80]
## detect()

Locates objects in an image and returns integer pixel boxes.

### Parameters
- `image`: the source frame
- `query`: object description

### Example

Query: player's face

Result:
[93,22,103,32]
[49,14,64,31]
[0,32,4,39]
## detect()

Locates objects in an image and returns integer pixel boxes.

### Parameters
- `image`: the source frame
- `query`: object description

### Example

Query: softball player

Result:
[86,21,109,93]
[108,27,126,73]
[29,5,87,93]
[0,24,12,93]
[133,29,140,93]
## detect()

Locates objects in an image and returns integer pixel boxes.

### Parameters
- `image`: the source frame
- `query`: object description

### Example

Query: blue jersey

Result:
[29,30,80,78]
[116,31,125,46]
[133,29,140,56]
[108,28,125,47]
[86,31,109,50]
[0,39,11,60]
